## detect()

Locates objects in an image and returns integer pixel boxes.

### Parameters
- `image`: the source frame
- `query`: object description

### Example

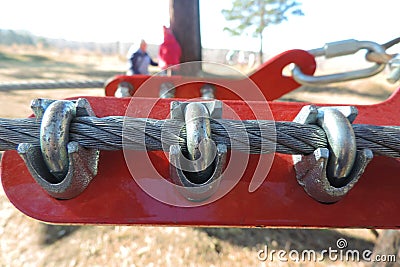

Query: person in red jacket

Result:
[158,26,182,75]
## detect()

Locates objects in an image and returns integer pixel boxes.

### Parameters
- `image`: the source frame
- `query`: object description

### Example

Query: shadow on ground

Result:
[299,85,392,100]
[77,70,123,79]
[40,224,81,245]
[201,228,374,252]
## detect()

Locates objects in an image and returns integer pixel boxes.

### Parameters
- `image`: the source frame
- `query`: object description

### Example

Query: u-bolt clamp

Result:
[169,101,227,202]
[17,98,99,199]
[292,105,373,203]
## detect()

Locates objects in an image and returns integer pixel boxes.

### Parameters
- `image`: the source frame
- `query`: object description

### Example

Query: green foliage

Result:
[222,0,303,37]
[222,0,303,60]
[0,29,36,45]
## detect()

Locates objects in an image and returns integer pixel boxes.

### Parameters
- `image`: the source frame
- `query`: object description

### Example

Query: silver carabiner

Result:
[291,39,386,86]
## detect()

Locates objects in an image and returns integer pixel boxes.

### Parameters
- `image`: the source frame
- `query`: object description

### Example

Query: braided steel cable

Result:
[0,80,106,90]
[0,116,399,157]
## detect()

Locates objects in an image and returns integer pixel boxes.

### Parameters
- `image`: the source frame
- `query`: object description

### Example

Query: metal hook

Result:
[18,98,99,199]
[169,101,226,202]
[292,105,373,203]
[291,39,386,86]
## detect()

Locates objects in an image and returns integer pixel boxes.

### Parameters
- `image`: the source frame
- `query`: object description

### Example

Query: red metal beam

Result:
[105,49,316,101]
[2,89,400,227]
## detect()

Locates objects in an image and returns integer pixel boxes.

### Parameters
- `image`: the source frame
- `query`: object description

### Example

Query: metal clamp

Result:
[387,54,400,84]
[291,39,386,86]
[200,84,216,99]
[40,100,76,180]
[115,82,134,97]
[17,98,99,199]
[292,105,373,203]
[159,82,176,98]
[169,101,226,202]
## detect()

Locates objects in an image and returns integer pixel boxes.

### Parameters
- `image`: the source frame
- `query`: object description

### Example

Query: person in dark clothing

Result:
[127,40,158,75]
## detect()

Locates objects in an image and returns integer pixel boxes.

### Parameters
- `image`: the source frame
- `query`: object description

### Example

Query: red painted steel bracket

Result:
[2,89,400,228]
[105,49,316,101]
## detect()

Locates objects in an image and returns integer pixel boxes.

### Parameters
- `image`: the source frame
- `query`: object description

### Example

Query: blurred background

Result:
[1,0,399,266]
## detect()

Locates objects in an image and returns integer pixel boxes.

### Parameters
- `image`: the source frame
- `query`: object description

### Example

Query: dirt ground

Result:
[0,46,398,266]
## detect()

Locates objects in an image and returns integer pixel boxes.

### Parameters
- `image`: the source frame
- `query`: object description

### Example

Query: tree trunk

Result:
[259,32,263,64]
[257,0,265,64]
[169,0,202,76]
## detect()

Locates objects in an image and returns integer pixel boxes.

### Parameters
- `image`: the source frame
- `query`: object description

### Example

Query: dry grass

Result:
[0,46,398,267]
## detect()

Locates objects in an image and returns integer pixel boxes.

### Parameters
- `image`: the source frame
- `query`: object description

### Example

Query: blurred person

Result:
[158,26,182,75]
[248,52,256,68]
[237,50,245,66]
[225,49,235,65]
[127,40,158,75]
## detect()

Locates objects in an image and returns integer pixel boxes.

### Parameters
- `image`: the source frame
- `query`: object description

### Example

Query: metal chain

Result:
[0,80,105,90]
[1,116,399,157]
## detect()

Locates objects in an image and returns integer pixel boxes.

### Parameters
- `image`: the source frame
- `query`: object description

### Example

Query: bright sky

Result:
[1,0,399,55]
